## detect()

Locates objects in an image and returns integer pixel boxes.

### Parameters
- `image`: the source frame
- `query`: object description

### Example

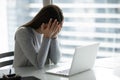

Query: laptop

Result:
[46,43,99,76]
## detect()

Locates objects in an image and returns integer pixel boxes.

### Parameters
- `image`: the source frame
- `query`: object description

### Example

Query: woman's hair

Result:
[23,4,64,29]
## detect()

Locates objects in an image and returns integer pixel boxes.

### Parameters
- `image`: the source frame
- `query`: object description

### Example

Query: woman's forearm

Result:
[49,38,61,64]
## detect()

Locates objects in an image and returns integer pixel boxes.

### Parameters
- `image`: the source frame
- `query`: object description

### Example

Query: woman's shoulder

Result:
[16,26,33,35]
[15,26,35,40]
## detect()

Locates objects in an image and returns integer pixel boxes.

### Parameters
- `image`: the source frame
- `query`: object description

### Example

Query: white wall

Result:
[0,0,9,53]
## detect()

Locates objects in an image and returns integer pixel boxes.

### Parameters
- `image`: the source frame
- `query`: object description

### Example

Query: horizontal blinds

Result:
[29,2,120,56]
[57,3,120,55]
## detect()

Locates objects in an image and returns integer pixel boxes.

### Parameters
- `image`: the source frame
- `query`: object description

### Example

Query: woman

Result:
[13,5,64,69]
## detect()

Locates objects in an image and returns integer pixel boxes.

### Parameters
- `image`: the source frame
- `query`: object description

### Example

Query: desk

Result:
[0,57,120,80]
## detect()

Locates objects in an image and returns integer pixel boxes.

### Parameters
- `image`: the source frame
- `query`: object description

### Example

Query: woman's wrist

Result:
[52,35,57,39]
[43,35,57,39]
[43,33,58,39]
[43,34,51,38]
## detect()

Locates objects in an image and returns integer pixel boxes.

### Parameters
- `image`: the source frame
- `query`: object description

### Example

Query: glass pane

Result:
[53,0,120,58]
[0,0,43,52]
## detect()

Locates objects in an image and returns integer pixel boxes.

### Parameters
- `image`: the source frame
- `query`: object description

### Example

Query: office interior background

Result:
[0,0,120,60]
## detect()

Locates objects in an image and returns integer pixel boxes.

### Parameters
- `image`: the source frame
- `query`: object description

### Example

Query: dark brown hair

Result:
[23,4,64,30]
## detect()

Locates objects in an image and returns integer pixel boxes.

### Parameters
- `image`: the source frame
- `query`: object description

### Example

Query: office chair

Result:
[0,51,14,68]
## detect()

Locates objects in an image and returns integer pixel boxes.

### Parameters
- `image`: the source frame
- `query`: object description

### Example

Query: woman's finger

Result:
[47,18,52,29]
[50,19,58,30]
[53,22,59,32]
[41,23,45,33]
[59,21,63,28]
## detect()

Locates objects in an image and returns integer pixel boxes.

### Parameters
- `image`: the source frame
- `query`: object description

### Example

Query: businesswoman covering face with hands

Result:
[13,5,64,69]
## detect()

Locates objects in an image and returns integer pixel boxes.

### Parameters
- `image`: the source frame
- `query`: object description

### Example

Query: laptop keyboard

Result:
[57,69,70,74]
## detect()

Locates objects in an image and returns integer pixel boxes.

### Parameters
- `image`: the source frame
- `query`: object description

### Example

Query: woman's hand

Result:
[41,19,60,38]
[52,21,63,38]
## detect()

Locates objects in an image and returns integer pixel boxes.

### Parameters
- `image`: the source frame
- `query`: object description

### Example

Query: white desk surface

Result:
[0,57,120,80]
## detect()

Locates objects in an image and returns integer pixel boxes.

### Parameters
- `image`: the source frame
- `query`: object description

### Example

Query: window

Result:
[53,0,120,58]
[0,0,8,53]
[1,0,43,52]
[0,0,120,58]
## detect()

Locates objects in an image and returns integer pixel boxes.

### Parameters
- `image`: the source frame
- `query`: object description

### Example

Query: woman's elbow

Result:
[52,55,61,64]
[34,63,44,69]
[53,60,58,64]
[52,57,61,64]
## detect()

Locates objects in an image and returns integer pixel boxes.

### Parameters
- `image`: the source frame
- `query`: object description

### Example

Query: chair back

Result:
[0,51,14,68]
